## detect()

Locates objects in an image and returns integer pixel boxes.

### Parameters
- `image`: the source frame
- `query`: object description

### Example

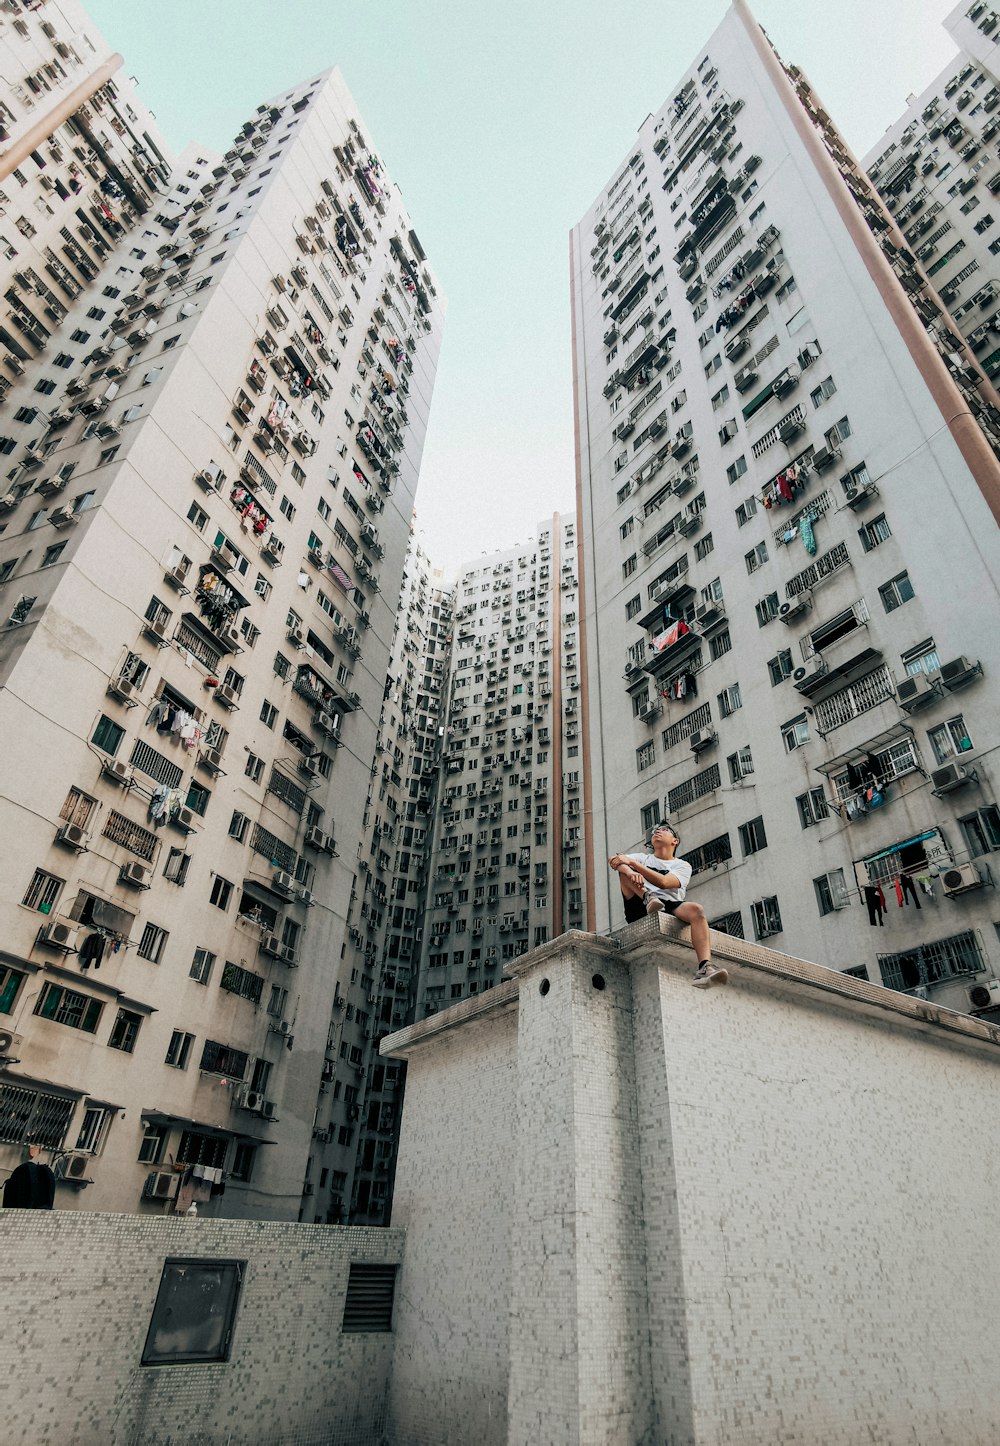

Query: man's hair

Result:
[650,823,678,844]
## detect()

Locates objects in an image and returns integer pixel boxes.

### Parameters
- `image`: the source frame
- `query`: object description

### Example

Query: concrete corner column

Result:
[507,934,656,1445]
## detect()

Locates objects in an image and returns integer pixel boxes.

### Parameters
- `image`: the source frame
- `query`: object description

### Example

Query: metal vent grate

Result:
[342,1262,397,1333]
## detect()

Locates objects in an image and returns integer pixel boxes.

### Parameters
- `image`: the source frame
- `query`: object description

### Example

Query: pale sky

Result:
[86,0,961,572]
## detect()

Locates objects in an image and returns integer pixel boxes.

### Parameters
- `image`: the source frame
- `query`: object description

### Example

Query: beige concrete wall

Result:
[384,922,1000,1445]
[0,1213,403,1446]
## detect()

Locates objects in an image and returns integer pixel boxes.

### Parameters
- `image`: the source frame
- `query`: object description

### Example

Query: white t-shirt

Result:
[626,853,692,903]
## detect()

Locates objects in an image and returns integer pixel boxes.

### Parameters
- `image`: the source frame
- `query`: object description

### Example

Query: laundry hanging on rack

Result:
[800,514,817,556]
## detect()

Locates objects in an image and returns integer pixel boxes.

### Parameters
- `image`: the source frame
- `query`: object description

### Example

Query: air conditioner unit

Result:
[273,870,295,895]
[261,934,284,958]
[141,1169,179,1201]
[107,674,140,705]
[695,600,724,627]
[276,1019,293,1037]
[36,920,78,951]
[305,825,327,850]
[54,1152,89,1182]
[215,684,240,709]
[119,860,150,888]
[221,625,242,650]
[241,1089,265,1114]
[0,1028,23,1060]
[774,595,809,624]
[779,417,804,442]
[942,863,984,896]
[315,710,338,735]
[287,625,305,648]
[896,674,938,711]
[690,728,718,753]
[939,656,981,691]
[297,887,315,906]
[199,747,224,774]
[144,615,169,644]
[101,757,132,785]
[793,658,828,687]
[810,444,838,471]
[931,761,976,794]
[734,363,759,392]
[174,807,197,832]
[56,821,88,851]
[968,978,1000,1009]
[282,946,298,967]
[299,755,320,777]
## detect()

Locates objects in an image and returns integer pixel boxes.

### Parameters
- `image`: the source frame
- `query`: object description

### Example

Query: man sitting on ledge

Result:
[610,823,727,989]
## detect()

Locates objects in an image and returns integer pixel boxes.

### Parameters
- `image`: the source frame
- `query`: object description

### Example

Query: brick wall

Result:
[0,1214,403,1445]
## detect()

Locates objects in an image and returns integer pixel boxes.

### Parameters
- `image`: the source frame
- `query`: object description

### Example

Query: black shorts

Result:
[650,897,682,915]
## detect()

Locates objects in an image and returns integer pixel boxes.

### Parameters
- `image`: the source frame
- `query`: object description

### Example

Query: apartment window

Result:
[878,571,914,613]
[810,376,837,408]
[694,533,714,561]
[902,639,940,677]
[108,1008,142,1053]
[825,416,852,448]
[209,875,233,911]
[738,816,767,856]
[768,649,793,686]
[782,714,810,751]
[859,514,892,552]
[636,740,655,772]
[76,1106,112,1155]
[190,948,215,985]
[625,594,642,619]
[138,1122,167,1165]
[745,541,767,574]
[259,700,278,729]
[165,1029,194,1069]
[620,517,634,540]
[735,496,757,527]
[640,801,661,834]
[755,592,779,627]
[709,629,732,661]
[751,896,782,940]
[622,554,637,579]
[91,715,125,755]
[959,806,1000,858]
[711,384,730,410]
[34,982,102,1034]
[928,715,972,764]
[796,787,829,828]
[163,848,190,885]
[728,746,754,782]
[717,683,742,717]
[726,455,747,484]
[41,542,66,568]
[137,923,168,964]
[814,869,848,916]
[22,868,63,913]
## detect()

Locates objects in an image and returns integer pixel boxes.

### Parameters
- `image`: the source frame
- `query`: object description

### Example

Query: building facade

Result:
[414,513,586,1020]
[0,8,444,1220]
[571,0,1000,1009]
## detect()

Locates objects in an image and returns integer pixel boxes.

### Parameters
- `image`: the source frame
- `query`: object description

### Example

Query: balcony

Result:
[813,665,895,735]
[642,619,702,679]
[818,725,921,814]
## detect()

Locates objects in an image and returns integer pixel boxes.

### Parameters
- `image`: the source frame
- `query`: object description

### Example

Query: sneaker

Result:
[692,963,728,989]
[645,896,665,914]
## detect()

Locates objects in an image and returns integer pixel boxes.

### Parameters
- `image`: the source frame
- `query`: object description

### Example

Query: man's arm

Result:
[628,860,683,890]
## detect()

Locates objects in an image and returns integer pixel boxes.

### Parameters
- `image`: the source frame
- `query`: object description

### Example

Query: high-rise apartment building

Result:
[571,1,1000,1010]
[416,513,585,1017]
[0,5,444,1218]
[310,531,448,1225]
[864,4,1000,386]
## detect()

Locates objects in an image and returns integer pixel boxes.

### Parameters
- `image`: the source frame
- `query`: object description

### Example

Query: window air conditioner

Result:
[939,656,980,690]
[36,919,78,951]
[942,863,984,896]
[56,821,88,851]
[305,825,327,850]
[143,1170,179,1201]
[199,747,224,774]
[931,762,976,794]
[968,978,1000,1009]
[119,860,150,888]
[810,444,838,471]
[107,674,140,705]
[273,870,295,895]
[689,728,718,753]
[895,674,938,711]
[261,934,284,958]
[101,757,132,785]
[297,887,315,907]
[215,684,240,709]
[174,807,197,832]
[54,1152,89,1182]
[299,755,320,777]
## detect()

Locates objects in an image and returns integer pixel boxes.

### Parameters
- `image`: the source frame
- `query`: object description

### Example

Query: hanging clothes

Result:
[78,932,105,971]
[800,514,817,556]
[864,886,885,927]
[894,878,904,908]
[900,874,921,910]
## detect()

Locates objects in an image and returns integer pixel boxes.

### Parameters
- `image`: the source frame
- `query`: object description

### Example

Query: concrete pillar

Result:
[507,935,656,1445]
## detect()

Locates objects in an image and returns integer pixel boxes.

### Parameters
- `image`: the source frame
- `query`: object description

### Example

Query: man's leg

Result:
[672,902,728,987]
[618,869,646,924]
